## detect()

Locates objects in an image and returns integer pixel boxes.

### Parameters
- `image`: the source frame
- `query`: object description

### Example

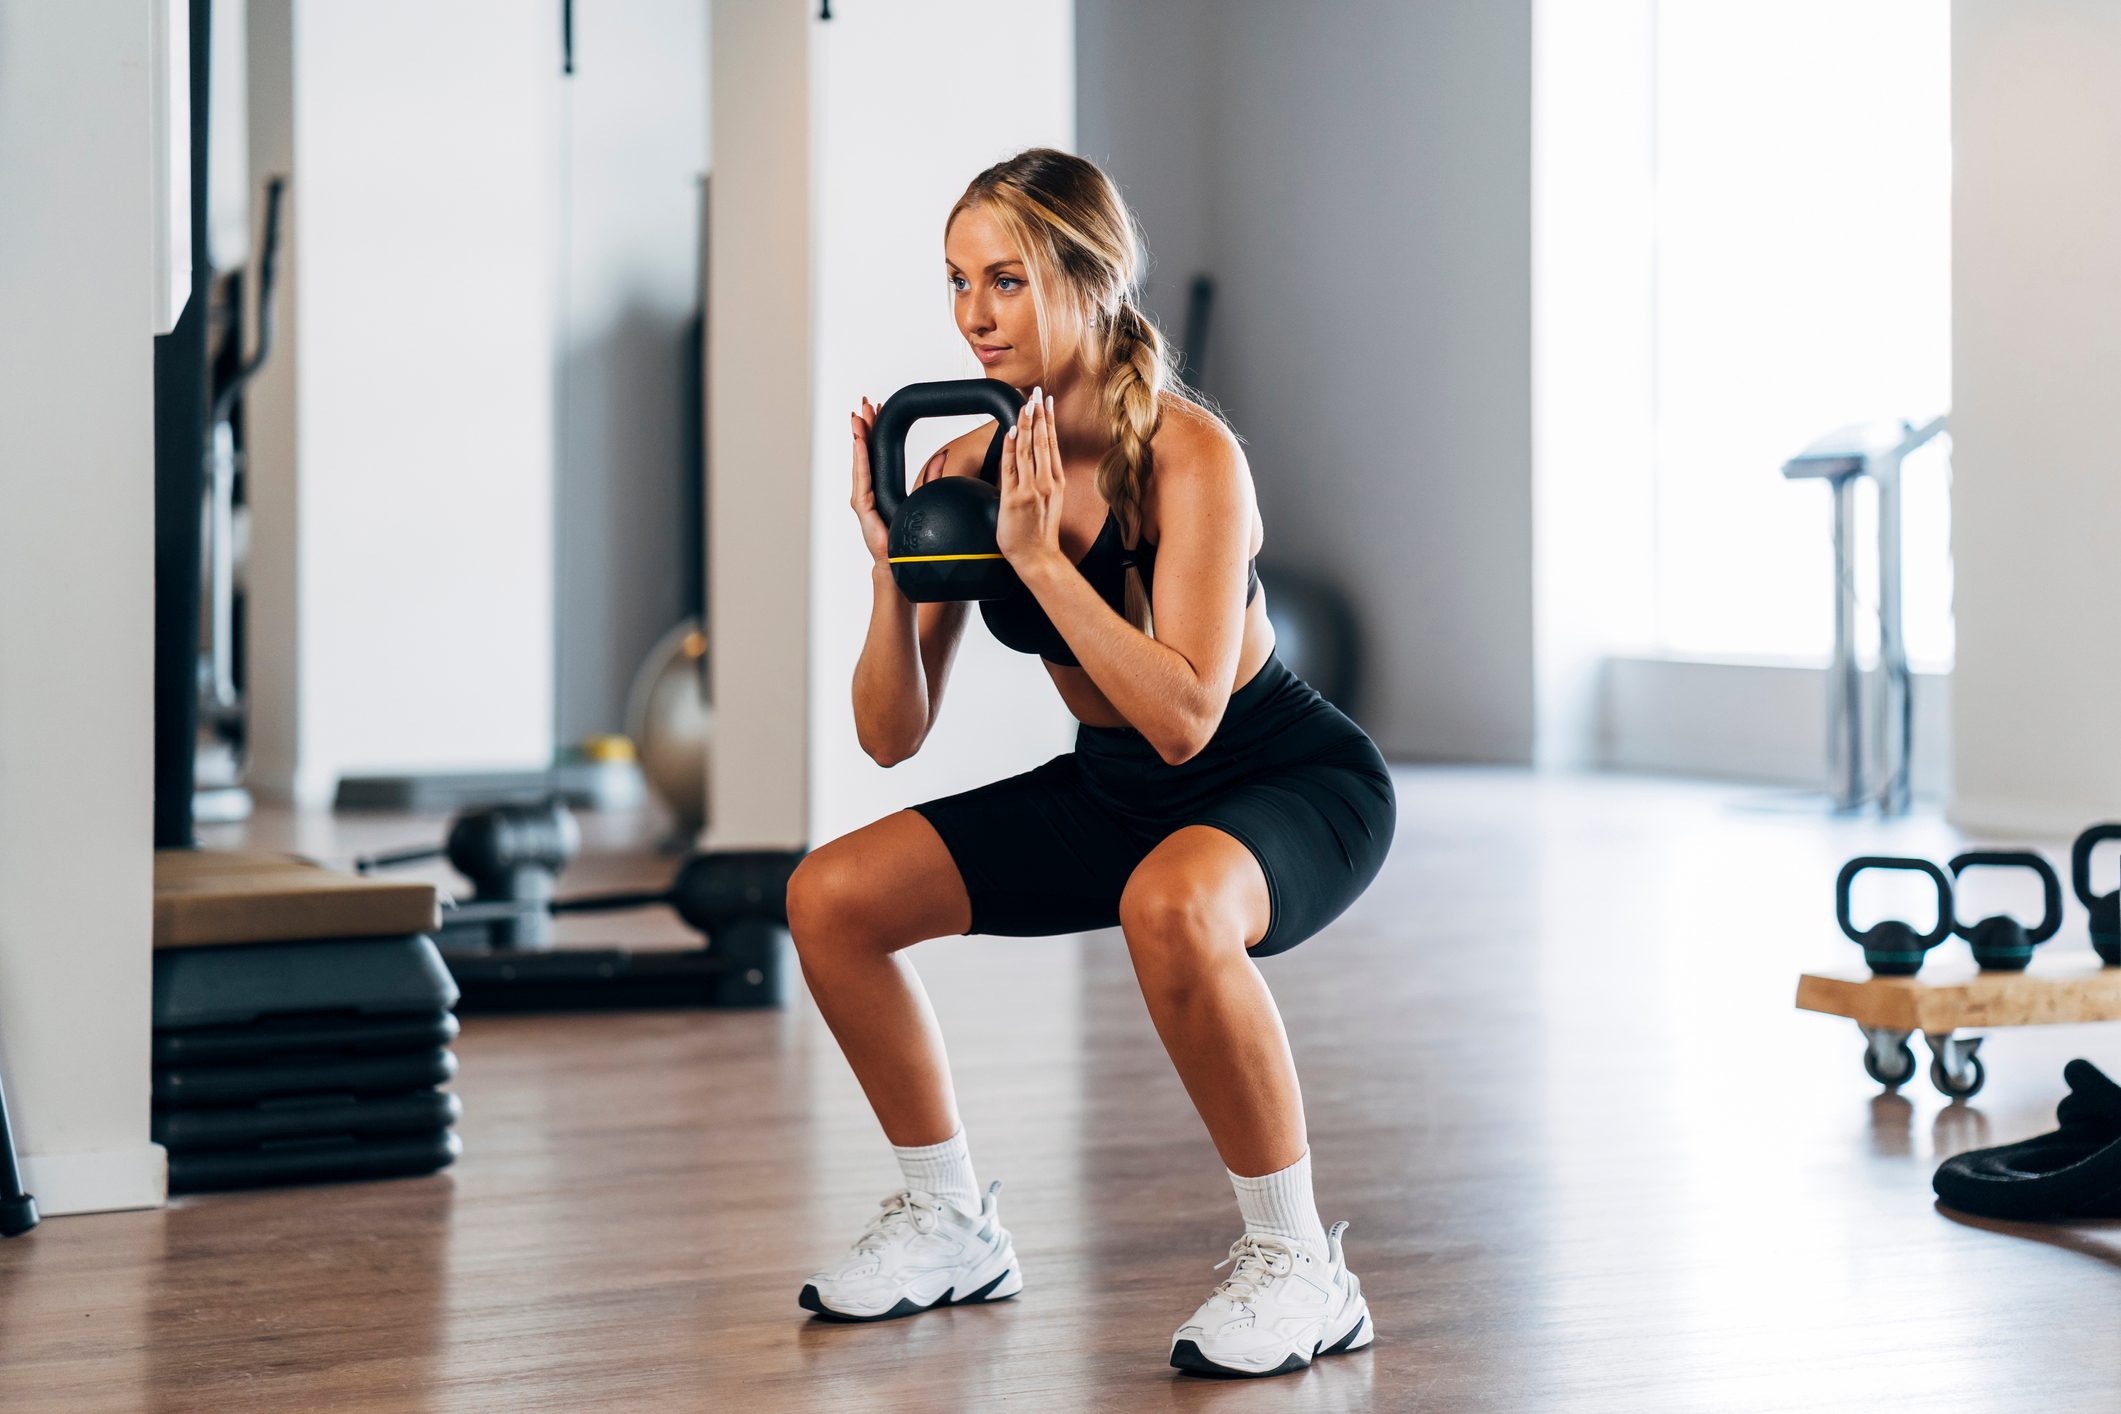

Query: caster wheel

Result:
[1931,1053,1986,1100]
[1864,1040,1917,1090]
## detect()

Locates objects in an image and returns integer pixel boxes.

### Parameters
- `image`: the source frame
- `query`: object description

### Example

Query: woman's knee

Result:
[785,847,888,961]
[1119,871,1246,998]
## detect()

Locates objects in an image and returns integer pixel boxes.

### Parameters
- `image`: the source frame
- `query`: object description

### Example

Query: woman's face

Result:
[945,203,1082,389]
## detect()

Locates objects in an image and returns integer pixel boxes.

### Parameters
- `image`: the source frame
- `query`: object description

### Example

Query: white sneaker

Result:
[1168,1221,1374,1378]
[798,1181,1023,1322]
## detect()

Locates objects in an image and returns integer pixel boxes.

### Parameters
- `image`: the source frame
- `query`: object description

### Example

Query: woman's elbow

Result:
[858,729,922,768]
[1154,708,1221,766]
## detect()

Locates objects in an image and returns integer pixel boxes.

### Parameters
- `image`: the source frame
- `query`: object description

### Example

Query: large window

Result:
[1652,1,1953,668]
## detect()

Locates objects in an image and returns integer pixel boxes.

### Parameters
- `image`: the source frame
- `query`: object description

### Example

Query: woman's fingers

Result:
[1038,392,1061,492]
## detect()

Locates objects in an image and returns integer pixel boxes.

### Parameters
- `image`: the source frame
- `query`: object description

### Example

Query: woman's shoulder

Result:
[1143,394,1253,539]
[1147,395,1246,490]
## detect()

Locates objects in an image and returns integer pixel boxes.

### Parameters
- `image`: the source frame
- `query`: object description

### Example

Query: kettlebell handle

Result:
[2071,823,2121,908]
[1836,856,1953,947]
[1948,850,2063,944]
[867,379,1026,525]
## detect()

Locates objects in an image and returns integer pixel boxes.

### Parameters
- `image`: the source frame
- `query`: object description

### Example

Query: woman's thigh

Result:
[907,754,1151,937]
[787,809,975,952]
[1182,749,1397,958]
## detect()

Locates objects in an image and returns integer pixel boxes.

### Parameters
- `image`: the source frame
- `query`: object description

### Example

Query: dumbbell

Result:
[1949,850,2062,972]
[359,801,582,950]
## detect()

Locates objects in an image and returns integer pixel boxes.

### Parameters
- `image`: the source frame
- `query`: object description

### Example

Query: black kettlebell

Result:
[2071,823,2121,966]
[1948,850,2062,971]
[1836,856,1953,976]
[867,378,1028,603]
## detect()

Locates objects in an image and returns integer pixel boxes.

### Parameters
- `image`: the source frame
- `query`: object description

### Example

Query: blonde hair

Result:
[948,148,1205,634]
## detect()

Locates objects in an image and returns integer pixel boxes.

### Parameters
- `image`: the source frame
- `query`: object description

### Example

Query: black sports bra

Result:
[980,509,1261,667]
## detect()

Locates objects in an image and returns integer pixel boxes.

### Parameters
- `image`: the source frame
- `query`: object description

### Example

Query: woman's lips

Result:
[974,344,1010,365]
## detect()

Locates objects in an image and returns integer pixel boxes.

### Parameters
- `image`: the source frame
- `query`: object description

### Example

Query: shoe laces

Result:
[1210,1233,1298,1306]
[853,1190,947,1252]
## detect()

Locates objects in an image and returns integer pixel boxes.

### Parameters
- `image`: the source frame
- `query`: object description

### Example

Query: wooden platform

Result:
[1796,957,2121,1032]
[153,849,439,948]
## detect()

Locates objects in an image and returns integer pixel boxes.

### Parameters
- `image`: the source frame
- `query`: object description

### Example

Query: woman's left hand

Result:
[996,388,1065,570]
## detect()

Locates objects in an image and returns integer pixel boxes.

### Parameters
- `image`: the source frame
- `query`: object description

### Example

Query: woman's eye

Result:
[948,274,967,292]
[996,276,1022,292]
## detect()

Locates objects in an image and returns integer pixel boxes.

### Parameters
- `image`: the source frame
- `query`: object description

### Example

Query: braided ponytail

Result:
[1096,299,1169,634]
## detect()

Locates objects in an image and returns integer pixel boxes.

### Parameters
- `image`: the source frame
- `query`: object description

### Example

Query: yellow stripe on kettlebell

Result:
[889,552,1007,563]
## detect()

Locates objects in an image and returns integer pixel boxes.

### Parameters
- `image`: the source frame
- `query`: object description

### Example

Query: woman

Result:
[786,149,1395,1379]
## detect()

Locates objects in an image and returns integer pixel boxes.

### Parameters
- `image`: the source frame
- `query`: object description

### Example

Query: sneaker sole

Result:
[799,1268,1019,1323]
[1170,1311,1373,1379]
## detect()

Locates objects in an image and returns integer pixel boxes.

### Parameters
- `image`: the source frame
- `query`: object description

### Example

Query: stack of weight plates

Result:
[152,935,463,1194]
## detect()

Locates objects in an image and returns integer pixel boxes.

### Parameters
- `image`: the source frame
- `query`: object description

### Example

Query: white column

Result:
[0,1,167,1216]
[708,0,1078,856]
[1950,0,2121,834]
[245,0,560,806]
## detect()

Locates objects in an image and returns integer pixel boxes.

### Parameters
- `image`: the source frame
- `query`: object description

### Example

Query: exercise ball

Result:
[1258,564,1360,712]
[626,619,713,834]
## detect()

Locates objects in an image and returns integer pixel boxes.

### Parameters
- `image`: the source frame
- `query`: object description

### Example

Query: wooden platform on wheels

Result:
[1796,957,2121,1032]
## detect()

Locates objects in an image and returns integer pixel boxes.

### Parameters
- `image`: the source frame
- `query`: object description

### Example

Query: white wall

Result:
[555,0,711,744]
[247,0,559,805]
[1071,0,1215,343]
[707,1,1077,855]
[0,2,166,1214]
[1078,0,1537,761]
[1950,0,2121,835]
[1531,0,1656,768]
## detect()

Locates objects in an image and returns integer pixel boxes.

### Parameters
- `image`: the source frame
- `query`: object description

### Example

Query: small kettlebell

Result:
[868,378,1028,603]
[1837,856,1953,976]
[2071,823,2121,966]
[1948,850,2062,971]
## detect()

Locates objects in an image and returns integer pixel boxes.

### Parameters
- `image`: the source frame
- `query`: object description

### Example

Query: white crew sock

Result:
[1229,1148,1329,1254]
[893,1129,981,1217]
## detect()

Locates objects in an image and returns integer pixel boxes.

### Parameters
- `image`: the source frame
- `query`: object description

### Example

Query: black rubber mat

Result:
[1933,1059,2121,1220]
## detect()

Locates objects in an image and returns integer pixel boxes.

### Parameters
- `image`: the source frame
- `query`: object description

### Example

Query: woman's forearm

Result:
[851,564,930,764]
[1015,550,1220,763]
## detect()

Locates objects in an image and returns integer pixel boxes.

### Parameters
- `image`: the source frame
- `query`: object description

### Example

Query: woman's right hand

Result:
[850,397,892,566]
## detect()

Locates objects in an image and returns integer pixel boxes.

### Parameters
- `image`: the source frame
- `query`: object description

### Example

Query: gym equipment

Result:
[356,802,581,951]
[361,801,802,1012]
[1949,850,2062,971]
[2070,823,2121,966]
[154,847,438,948]
[1178,272,1215,384]
[625,619,712,835]
[1799,949,2121,1100]
[153,0,216,850]
[152,935,462,1195]
[868,379,1028,602]
[1835,856,1953,976]
[1932,1059,2121,1220]
[1780,414,1949,815]
[194,176,288,827]
[1258,564,1360,712]
[1,1054,36,1238]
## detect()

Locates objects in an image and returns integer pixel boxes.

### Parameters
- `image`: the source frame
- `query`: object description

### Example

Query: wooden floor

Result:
[5,769,2121,1411]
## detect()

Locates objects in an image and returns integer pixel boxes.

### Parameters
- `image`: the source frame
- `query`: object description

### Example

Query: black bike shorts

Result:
[908,654,1395,957]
